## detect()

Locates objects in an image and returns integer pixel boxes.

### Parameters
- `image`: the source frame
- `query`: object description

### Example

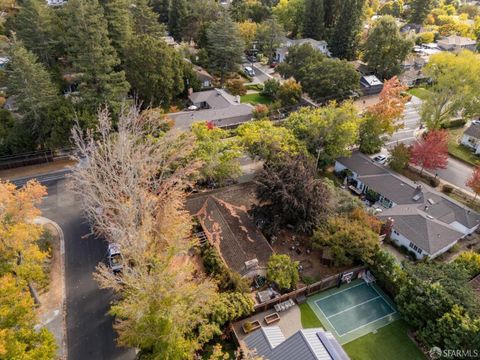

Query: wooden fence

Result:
[252,265,367,314]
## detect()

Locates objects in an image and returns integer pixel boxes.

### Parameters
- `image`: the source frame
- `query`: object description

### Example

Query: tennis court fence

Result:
[253,265,367,314]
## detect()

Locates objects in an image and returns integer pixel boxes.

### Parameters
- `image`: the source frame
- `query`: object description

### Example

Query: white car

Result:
[472,120,480,125]
[244,66,255,77]
[107,243,123,273]
[372,155,389,165]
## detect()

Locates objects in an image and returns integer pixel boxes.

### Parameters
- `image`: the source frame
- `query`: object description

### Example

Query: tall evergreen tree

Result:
[206,14,245,85]
[7,41,58,127]
[63,0,129,112]
[168,0,187,41]
[303,0,325,40]
[10,0,59,66]
[151,0,169,24]
[131,0,165,37]
[409,0,435,24]
[329,0,365,59]
[104,0,134,60]
[323,0,342,29]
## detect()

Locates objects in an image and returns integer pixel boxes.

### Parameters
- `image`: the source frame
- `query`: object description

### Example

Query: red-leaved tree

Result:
[466,166,480,200]
[410,130,449,175]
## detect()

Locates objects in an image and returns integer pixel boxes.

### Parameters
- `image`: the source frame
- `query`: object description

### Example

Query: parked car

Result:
[107,243,123,273]
[244,66,255,77]
[269,61,278,68]
[372,154,389,164]
[472,120,480,125]
[246,55,257,63]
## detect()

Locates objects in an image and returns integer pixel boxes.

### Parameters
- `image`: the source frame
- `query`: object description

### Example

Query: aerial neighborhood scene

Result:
[3,0,480,359]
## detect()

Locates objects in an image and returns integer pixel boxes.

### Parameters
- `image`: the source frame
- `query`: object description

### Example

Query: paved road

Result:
[382,96,474,191]
[40,178,135,360]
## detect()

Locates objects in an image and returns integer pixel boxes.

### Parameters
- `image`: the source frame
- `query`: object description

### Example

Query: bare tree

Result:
[69,106,218,358]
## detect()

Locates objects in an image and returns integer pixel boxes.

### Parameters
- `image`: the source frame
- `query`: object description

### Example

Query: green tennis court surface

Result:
[307,279,400,344]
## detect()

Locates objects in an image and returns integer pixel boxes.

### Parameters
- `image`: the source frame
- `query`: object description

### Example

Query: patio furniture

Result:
[264,312,280,325]
[274,299,295,312]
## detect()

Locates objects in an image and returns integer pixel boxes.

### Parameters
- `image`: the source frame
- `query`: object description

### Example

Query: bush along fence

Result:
[252,265,367,314]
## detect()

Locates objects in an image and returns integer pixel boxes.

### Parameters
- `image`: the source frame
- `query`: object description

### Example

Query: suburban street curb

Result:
[34,216,67,360]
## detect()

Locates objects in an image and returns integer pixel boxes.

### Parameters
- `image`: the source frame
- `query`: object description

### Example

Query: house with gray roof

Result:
[274,37,331,63]
[437,35,477,52]
[461,123,480,154]
[168,89,253,130]
[335,152,480,259]
[243,326,349,360]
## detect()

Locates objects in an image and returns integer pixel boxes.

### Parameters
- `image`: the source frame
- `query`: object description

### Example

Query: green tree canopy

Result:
[303,0,325,40]
[192,122,243,186]
[206,14,245,85]
[363,16,413,79]
[63,0,130,112]
[124,34,184,107]
[266,254,299,291]
[285,102,361,167]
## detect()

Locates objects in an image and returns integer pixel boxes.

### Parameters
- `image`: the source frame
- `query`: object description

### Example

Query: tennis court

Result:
[307,279,400,344]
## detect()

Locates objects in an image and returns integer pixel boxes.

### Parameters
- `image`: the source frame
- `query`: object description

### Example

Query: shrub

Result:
[429,177,440,187]
[246,83,264,91]
[441,118,467,129]
[252,104,269,119]
[261,78,280,99]
[442,184,454,194]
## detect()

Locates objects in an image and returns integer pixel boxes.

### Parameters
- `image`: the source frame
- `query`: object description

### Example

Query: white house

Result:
[461,123,480,154]
[274,37,331,63]
[335,152,480,259]
[437,35,477,52]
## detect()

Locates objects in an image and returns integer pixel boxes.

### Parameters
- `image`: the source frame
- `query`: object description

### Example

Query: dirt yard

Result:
[273,229,351,285]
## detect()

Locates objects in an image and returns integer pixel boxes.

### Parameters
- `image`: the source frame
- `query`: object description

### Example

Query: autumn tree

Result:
[252,154,330,236]
[359,76,408,153]
[313,208,381,266]
[410,130,448,175]
[0,181,48,285]
[273,0,305,36]
[466,165,480,200]
[455,251,480,278]
[237,120,303,162]
[70,107,219,358]
[266,254,299,291]
[192,122,243,186]
[277,79,302,107]
[0,181,56,359]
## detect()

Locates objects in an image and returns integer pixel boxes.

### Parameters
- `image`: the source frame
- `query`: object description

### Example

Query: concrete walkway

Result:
[34,216,67,360]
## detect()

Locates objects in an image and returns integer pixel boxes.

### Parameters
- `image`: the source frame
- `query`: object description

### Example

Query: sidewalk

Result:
[34,217,67,360]
[0,158,76,181]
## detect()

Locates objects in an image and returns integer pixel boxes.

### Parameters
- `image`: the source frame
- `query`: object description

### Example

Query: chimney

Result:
[424,205,429,211]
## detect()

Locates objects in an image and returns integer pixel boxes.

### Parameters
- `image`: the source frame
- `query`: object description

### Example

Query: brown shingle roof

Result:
[186,184,273,275]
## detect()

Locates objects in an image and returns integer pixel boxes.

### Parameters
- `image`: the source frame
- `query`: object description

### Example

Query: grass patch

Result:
[240,93,273,105]
[299,303,324,329]
[407,87,431,100]
[447,127,480,166]
[344,320,425,360]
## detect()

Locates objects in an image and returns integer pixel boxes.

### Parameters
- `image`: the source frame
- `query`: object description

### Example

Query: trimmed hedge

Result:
[441,119,467,129]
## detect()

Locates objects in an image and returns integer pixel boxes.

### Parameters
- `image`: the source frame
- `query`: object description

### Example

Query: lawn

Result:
[299,303,323,329]
[447,127,480,166]
[407,87,431,100]
[343,320,425,360]
[240,92,273,105]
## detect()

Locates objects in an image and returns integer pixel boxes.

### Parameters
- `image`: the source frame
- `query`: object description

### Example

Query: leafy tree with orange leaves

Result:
[410,130,449,175]
[466,165,480,200]
[359,76,408,154]
[0,181,56,359]
[0,180,48,283]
